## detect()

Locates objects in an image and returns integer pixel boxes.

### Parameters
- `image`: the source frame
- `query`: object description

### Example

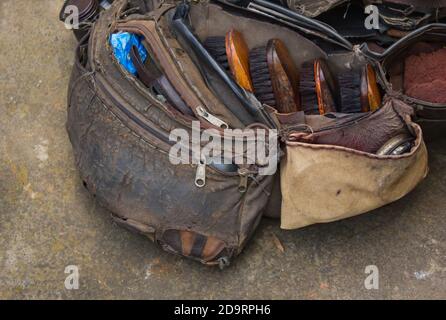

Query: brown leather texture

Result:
[289,98,412,154]
[67,1,275,266]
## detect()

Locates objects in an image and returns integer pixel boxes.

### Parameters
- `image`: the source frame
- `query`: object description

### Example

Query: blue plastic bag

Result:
[110,32,148,75]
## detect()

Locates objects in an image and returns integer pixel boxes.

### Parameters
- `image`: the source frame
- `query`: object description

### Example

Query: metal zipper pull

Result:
[195,158,206,188]
[238,168,250,193]
[196,106,229,129]
[238,175,248,193]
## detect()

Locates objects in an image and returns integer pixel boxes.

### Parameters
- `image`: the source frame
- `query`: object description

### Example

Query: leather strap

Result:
[130,45,157,87]
[156,76,195,116]
[117,20,207,115]
[130,45,194,116]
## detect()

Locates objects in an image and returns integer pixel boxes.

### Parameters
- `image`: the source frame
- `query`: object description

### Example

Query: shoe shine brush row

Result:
[206,30,382,116]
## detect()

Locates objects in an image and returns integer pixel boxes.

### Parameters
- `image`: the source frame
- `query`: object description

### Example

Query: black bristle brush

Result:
[338,65,382,113]
[338,71,362,113]
[299,59,337,115]
[249,39,301,113]
[203,36,230,71]
[299,61,320,115]
[204,30,254,92]
[249,46,277,108]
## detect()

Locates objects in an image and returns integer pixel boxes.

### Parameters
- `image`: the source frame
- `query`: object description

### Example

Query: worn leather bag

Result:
[65,0,431,266]
[67,1,280,267]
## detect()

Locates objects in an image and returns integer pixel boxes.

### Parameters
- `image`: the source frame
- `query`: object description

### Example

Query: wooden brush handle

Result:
[315,59,337,114]
[366,64,382,112]
[267,39,301,114]
[226,29,254,92]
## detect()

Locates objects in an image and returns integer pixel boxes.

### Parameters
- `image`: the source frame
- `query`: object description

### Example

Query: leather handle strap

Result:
[130,45,194,116]
[130,45,157,87]
[156,76,195,116]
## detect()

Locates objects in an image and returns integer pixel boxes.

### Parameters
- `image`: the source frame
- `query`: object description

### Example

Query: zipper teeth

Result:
[106,27,205,129]
[120,24,206,113]
[89,12,232,174]
[89,26,174,151]
[85,78,168,156]
[117,61,196,127]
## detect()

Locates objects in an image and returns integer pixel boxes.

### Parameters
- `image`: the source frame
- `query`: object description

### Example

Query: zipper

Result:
[237,167,260,194]
[194,155,254,192]
[196,106,229,129]
[238,172,249,193]
[102,22,261,191]
[195,157,207,188]
[94,72,251,191]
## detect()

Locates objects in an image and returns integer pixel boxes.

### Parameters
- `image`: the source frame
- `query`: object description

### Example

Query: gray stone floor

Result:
[0,0,445,299]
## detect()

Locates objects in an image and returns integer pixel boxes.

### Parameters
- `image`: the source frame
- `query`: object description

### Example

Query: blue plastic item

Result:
[110,32,148,75]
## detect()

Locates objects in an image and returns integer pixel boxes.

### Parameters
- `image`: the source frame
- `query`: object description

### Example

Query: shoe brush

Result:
[249,39,301,114]
[338,64,382,113]
[299,59,337,115]
[204,29,254,92]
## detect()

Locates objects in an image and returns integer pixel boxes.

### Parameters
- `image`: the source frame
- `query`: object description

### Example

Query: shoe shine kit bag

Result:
[60,0,446,266]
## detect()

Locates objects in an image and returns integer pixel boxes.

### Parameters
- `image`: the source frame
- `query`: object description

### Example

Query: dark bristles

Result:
[204,37,230,71]
[338,71,361,113]
[300,61,319,115]
[249,46,276,107]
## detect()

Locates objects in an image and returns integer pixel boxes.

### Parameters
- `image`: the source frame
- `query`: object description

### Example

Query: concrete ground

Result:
[0,0,445,300]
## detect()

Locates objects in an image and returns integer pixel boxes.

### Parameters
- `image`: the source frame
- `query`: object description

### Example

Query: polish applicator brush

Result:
[338,70,362,113]
[204,30,254,92]
[249,39,301,114]
[203,36,230,71]
[338,64,382,113]
[299,59,337,115]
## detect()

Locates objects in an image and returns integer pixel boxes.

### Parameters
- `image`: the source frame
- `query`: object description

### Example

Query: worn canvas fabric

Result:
[280,99,429,230]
